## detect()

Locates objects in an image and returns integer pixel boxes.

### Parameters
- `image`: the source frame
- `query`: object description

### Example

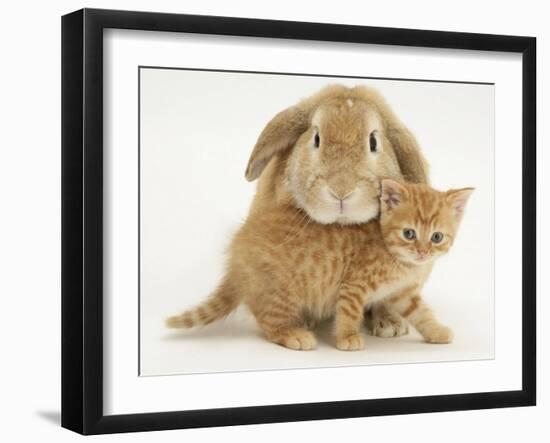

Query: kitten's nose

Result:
[416,254,427,262]
[417,249,430,259]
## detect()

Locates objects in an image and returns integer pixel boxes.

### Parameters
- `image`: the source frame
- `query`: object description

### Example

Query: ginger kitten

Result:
[333,179,474,350]
[167,179,473,351]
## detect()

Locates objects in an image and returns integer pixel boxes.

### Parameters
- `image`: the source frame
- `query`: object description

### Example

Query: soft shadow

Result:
[36,410,61,425]
[312,319,337,347]
[162,321,259,342]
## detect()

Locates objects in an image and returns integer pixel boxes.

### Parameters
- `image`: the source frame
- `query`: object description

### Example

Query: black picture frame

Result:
[61,8,537,435]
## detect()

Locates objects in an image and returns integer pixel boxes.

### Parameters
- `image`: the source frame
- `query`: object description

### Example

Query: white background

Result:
[0,1,546,442]
[139,69,495,376]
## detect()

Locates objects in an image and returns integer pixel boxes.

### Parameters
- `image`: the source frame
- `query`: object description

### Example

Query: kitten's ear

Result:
[380,179,408,210]
[446,188,474,219]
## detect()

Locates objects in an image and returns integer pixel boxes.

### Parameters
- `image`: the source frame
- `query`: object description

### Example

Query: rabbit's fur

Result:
[167,84,430,348]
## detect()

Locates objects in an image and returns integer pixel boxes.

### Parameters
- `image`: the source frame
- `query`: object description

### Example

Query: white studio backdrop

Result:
[139,68,495,376]
[104,29,520,415]
[0,1,547,442]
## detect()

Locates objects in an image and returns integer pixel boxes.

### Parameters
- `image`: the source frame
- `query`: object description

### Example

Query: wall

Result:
[0,0,545,441]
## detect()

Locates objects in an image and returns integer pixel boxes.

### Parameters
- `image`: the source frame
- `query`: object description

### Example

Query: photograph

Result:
[139,68,495,376]
[56,5,536,436]
[0,0,544,439]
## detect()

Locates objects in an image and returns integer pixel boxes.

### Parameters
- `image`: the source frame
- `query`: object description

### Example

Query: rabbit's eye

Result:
[369,132,378,152]
[314,131,320,148]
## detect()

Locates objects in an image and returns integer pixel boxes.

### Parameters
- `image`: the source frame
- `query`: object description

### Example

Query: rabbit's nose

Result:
[328,188,356,202]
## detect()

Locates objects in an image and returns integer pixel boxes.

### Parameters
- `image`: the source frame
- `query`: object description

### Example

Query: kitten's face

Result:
[379,179,473,266]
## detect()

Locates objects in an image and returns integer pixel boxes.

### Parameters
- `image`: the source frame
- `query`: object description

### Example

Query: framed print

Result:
[61,8,536,435]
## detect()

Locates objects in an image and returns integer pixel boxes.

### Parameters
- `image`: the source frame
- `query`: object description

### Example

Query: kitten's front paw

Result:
[367,310,409,338]
[336,333,365,351]
[281,330,317,351]
[424,325,454,344]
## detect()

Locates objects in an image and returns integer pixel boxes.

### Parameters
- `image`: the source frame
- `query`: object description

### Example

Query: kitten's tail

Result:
[165,279,241,329]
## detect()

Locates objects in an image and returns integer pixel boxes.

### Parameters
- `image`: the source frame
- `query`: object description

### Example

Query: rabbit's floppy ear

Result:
[353,85,429,185]
[245,105,309,181]
[386,124,429,185]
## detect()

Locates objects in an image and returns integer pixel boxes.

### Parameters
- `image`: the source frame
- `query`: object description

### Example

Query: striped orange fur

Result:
[165,278,239,329]
[166,179,472,350]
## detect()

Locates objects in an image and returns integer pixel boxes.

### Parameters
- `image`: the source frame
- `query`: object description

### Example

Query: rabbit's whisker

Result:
[274,210,312,248]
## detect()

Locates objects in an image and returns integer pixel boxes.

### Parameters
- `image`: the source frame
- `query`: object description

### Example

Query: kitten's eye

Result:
[369,131,378,152]
[431,232,444,243]
[403,229,416,240]
[314,131,320,148]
